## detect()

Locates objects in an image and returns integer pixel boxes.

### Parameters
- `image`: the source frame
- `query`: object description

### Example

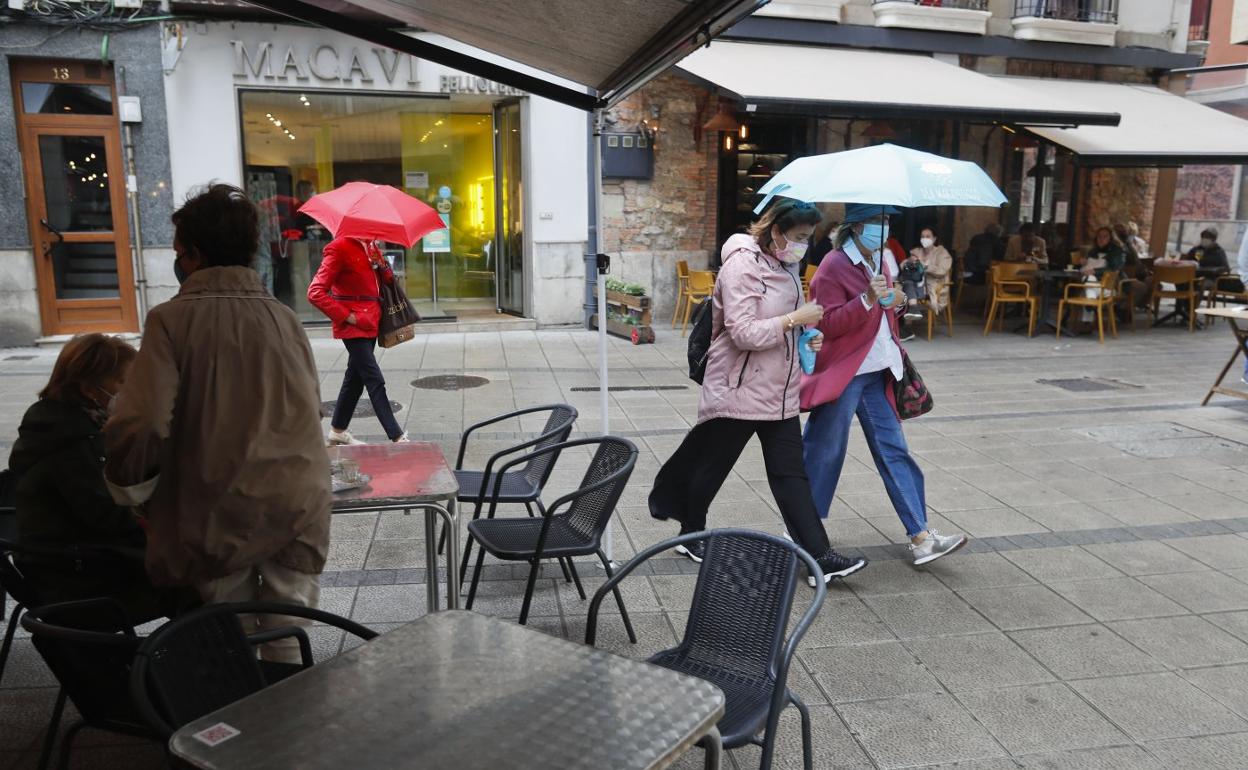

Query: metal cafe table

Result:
[332,442,459,612]
[170,610,727,770]
[1196,306,1248,405]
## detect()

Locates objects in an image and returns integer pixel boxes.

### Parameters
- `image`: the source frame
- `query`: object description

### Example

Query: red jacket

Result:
[799,245,901,416]
[307,237,394,340]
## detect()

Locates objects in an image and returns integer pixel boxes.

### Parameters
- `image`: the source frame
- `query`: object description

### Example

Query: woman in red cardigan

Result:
[307,237,407,444]
[801,204,966,566]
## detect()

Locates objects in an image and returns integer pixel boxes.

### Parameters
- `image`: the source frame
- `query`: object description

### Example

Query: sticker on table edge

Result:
[192,722,242,747]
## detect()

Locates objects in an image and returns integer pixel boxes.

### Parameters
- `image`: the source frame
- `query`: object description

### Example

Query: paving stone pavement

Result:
[2,314,1248,769]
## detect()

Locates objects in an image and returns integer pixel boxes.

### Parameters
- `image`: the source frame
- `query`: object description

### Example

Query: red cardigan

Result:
[307,237,394,340]
[799,244,902,416]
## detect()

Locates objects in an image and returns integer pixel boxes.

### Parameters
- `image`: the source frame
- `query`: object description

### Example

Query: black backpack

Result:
[687,297,715,384]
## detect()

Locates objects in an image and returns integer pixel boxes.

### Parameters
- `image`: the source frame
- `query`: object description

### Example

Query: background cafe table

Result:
[170,610,727,770]
[1195,306,1248,405]
[1033,268,1083,334]
[332,442,459,611]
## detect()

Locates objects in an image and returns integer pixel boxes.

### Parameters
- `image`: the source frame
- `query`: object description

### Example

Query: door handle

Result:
[39,218,63,259]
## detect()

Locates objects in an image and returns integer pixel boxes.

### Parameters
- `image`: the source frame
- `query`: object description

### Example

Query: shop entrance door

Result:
[493,100,525,316]
[13,59,137,335]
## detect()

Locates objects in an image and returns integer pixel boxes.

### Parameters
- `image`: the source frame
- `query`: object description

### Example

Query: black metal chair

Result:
[586,529,827,770]
[465,437,637,638]
[21,598,156,770]
[129,601,378,737]
[443,404,579,586]
[0,467,23,685]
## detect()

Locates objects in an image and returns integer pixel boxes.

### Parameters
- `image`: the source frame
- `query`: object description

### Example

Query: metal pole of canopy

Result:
[591,108,614,565]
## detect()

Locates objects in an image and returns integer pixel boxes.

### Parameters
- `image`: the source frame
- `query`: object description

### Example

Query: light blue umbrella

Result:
[754,143,1006,213]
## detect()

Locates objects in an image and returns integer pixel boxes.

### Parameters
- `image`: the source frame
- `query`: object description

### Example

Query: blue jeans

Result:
[803,370,928,537]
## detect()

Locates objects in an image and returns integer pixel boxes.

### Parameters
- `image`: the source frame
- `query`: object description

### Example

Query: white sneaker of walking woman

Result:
[327,429,364,446]
[910,529,968,566]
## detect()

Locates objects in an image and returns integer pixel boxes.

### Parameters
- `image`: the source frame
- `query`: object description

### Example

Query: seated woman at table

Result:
[8,334,192,622]
[1004,222,1048,265]
[906,227,953,319]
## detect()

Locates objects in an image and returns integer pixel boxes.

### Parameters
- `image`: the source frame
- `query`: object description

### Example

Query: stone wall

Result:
[1082,168,1160,245]
[600,74,718,323]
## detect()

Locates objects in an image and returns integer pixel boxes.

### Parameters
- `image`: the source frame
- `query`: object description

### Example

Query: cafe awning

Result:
[1006,76,1248,166]
[239,0,769,110]
[674,41,1120,127]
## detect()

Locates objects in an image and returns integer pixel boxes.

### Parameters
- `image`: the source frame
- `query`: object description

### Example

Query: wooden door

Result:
[13,58,138,335]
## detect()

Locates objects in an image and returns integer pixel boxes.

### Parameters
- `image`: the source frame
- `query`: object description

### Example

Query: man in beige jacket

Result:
[106,184,331,662]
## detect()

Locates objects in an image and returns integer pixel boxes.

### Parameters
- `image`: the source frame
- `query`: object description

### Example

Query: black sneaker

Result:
[808,550,868,587]
[675,539,706,563]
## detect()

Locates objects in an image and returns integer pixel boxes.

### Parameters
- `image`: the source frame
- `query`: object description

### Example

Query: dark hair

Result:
[750,200,822,255]
[40,334,136,406]
[1094,226,1117,244]
[172,183,260,268]
[1201,227,1218,240]
[1018,222,1036,236]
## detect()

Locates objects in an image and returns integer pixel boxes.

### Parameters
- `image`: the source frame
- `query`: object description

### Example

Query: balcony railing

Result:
[873,0,989,9]
[1013,0,1119,25]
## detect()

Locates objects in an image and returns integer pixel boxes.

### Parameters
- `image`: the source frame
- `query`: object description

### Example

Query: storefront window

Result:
[239,90,504,320]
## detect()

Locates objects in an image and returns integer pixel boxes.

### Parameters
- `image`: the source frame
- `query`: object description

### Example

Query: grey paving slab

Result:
[925,552,1038,590]
[1072,672,1248,741]
[1002,546,1124,582]
[1009,625,1167,680]
[1144,733,1248,770]
[943,507,1049,537]
[726,705,873,770]
[1081,540,1211,576]
[1010,745,1165,769]
[863,591,996,640]
[959,584,1095,631]
[907,632,1055,692]
[1108,616,1248,669]
[801,597,898,648]
[1048,577,1190,622]
[958,682,1130,755]
[837,693,1007,769]
[1138,571,1248,614]
[804,642,943,704]
[1181,664,1248,720]
[1206,610,1248,644]
[1162,534,1248,570]
[845,559,949,597]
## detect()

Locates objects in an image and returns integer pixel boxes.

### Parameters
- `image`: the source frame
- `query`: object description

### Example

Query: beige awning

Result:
[675,41,1120,127]
[241,0,769,109]
[1004,76,1248,166]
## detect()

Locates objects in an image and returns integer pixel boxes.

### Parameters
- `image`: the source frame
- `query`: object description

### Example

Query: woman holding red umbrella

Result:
[307,238,407,445]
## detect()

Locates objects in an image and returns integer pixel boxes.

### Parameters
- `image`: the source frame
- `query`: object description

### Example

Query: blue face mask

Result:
[858,223,889,253]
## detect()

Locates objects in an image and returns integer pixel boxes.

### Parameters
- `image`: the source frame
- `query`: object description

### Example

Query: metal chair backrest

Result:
[678,531,802,683]
[0,468,13,514]
[1100,270,1120,293]
[1153,264,1197,288]
[556,437,638,542]
[522,405,578,488]
[22,599,148,731]
[689,270,715,294]
[676,259,690,282]
[131,605,267,736]
[130,601,378,737]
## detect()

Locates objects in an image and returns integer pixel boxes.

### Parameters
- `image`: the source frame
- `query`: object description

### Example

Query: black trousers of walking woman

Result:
[649,416,831,557]
[331,337,403,440]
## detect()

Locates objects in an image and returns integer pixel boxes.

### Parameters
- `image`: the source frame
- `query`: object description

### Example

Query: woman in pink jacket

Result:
[649,200,867,586]
[307,237,407,444]
[801,204,965,566]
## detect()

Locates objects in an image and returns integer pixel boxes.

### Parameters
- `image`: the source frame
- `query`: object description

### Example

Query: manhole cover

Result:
[411,374,490,391]
[569,385,688,392]
[4,355,34,361]
[1038,377,1141,393]
[320,400,404,418]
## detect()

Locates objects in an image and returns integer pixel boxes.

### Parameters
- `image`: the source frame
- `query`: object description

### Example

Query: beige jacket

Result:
[105,267,331,586]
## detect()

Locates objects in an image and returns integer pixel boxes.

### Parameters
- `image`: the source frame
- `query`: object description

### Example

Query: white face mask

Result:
[1201,238,1214,248]
[920,237,935,249]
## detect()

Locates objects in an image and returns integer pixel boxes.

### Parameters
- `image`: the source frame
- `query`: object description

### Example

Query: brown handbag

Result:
[377,280,420,348]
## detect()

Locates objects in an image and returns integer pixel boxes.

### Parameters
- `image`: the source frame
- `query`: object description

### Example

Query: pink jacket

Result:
[697,234,803,424]
[799,246,901,417]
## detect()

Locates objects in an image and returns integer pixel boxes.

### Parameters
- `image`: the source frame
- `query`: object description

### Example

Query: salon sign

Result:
[230,39,522,96]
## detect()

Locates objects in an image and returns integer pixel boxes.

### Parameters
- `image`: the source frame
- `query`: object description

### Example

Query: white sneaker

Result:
[327,429,364,446]
[392,433,411,443]
[910,529,968,566]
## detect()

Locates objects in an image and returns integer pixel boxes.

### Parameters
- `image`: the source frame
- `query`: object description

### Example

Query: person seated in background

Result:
[1083,226,1126,278]
[8,334,189,622]
[908,227,954,320]
[965,222,1005,283]
[1187,227,1229,272]
[1004,222,1048,265]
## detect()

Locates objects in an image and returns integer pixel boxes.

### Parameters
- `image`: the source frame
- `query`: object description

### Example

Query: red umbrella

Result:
[297,182,445,247]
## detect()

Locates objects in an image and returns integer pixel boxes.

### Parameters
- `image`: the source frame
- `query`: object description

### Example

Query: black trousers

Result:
[649,416,831,557]
[332,337,403,440]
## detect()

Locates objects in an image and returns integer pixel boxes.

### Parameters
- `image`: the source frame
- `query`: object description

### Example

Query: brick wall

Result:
[600,73,719,322]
